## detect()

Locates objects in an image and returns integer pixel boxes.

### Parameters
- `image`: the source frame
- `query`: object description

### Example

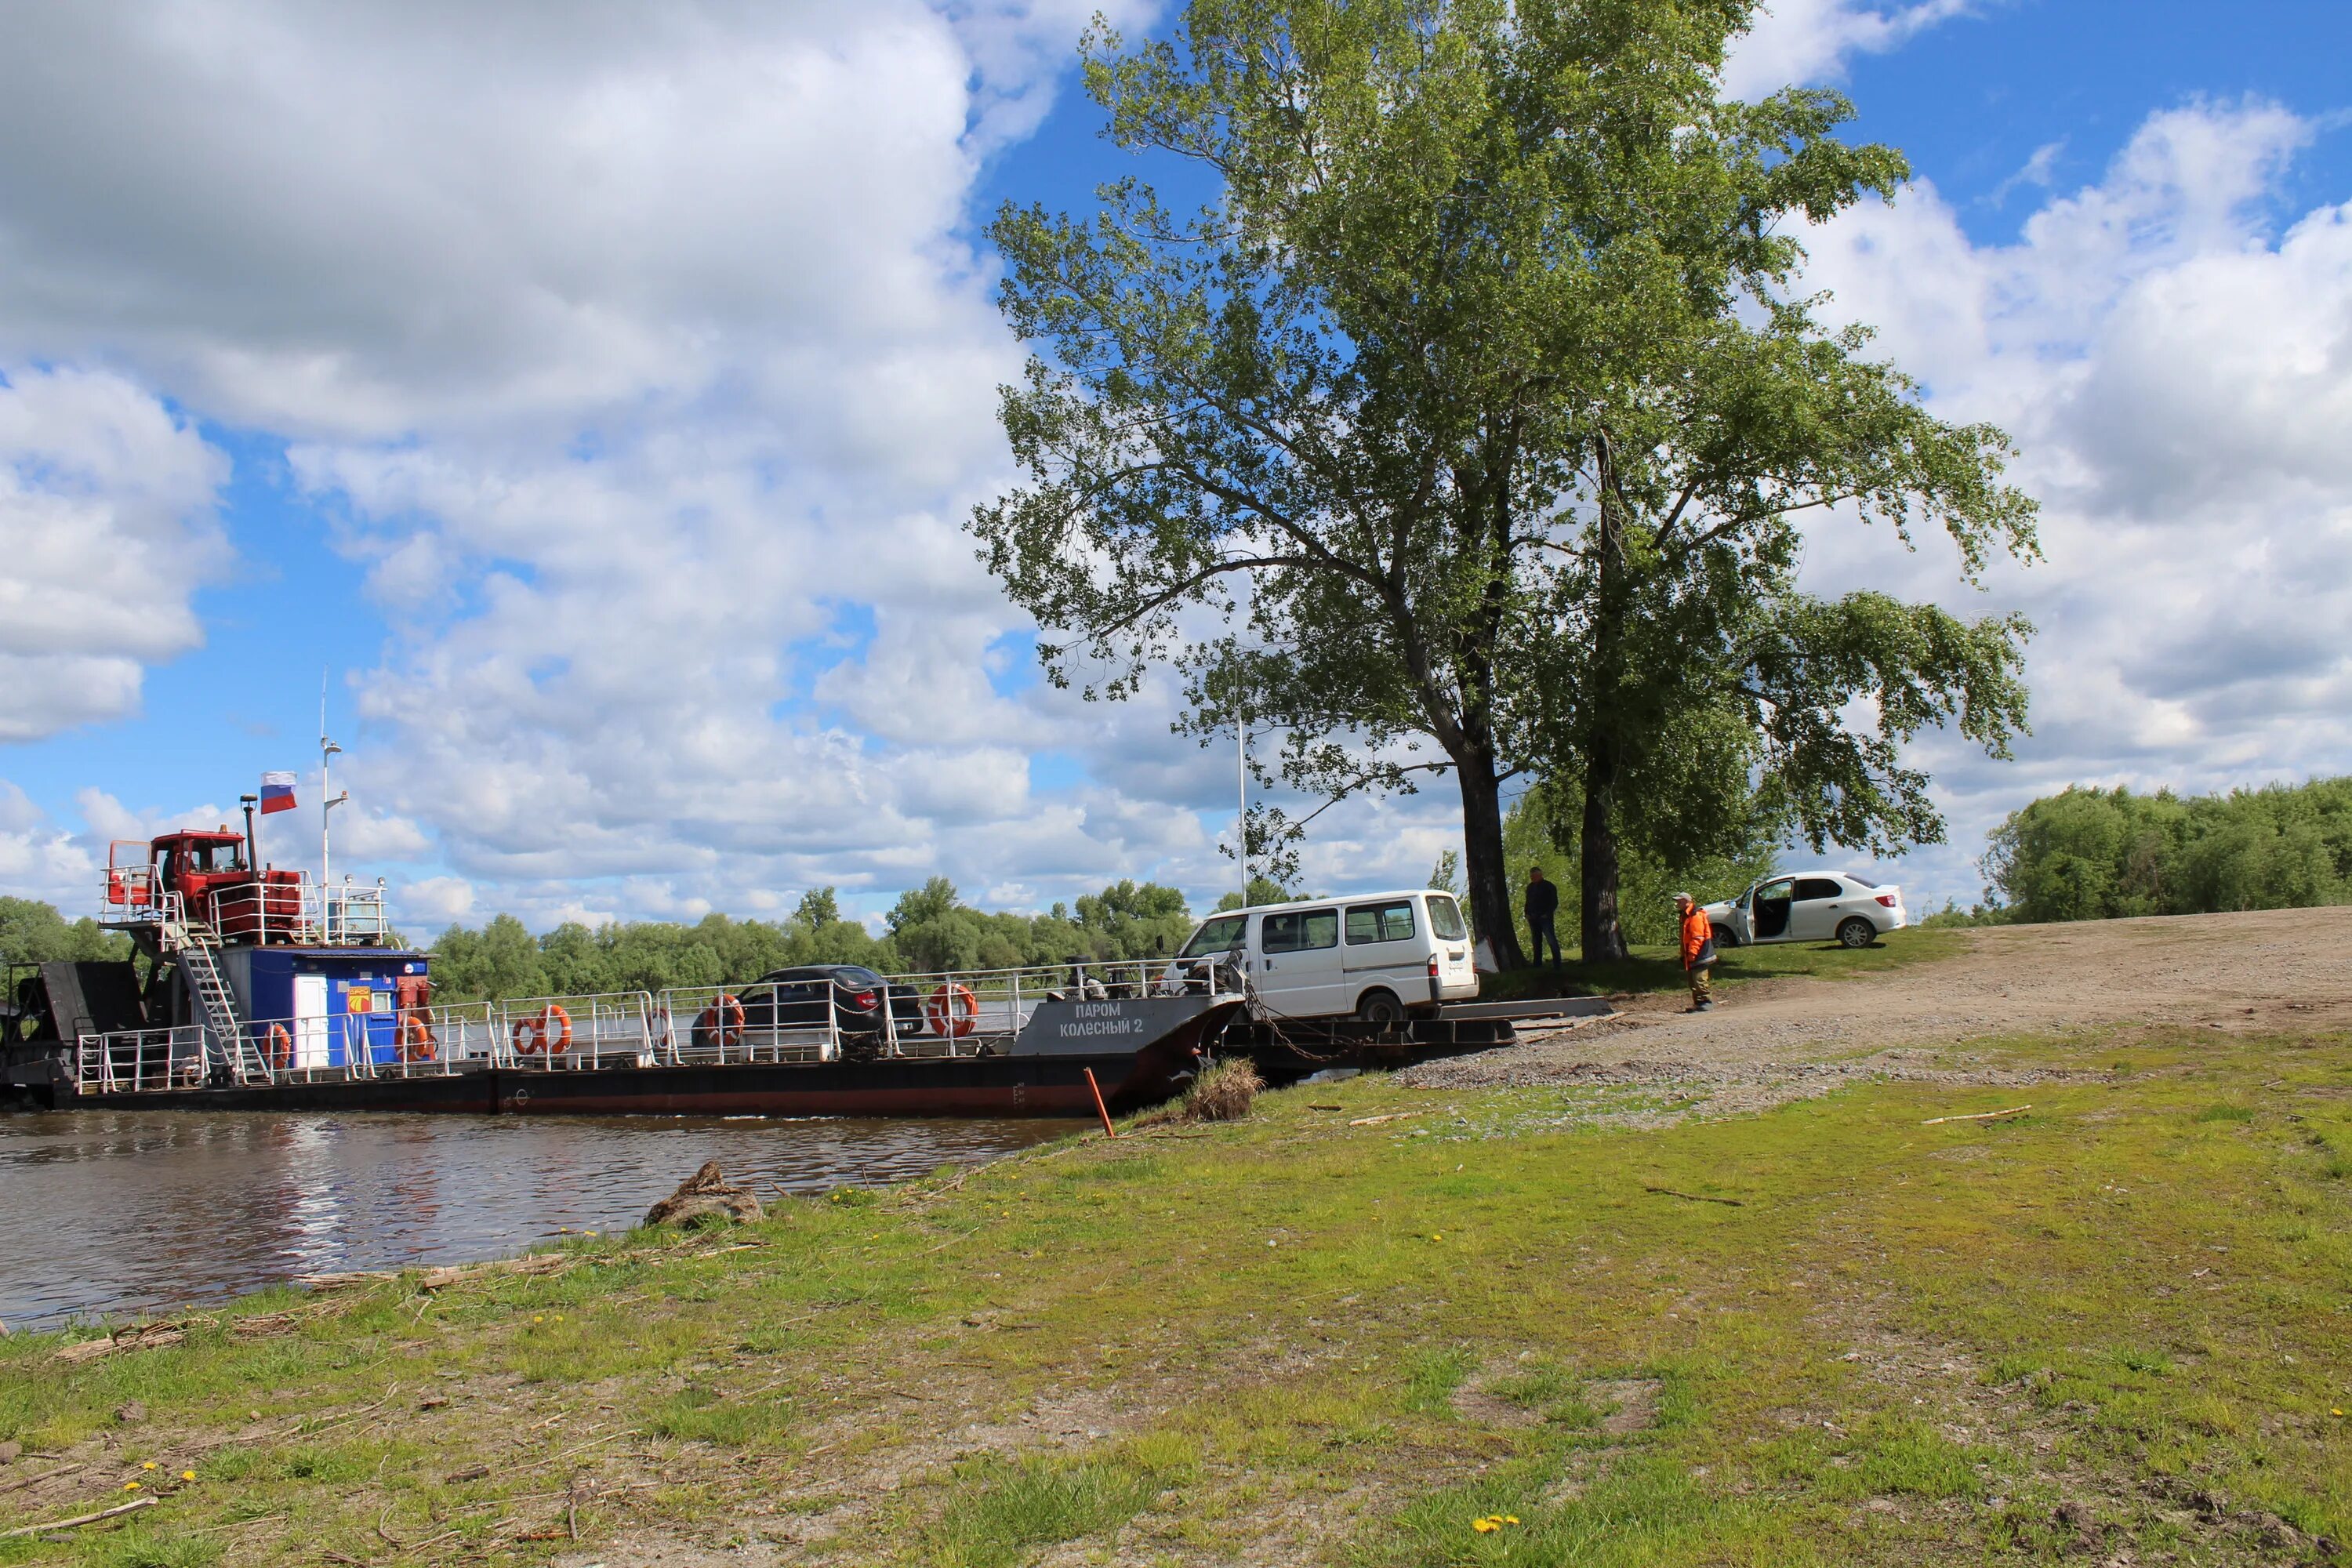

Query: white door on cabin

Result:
[293,974,330,1069]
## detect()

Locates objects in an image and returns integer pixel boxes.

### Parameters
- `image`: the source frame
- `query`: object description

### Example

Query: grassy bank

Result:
[1485,924,1965,1002]
[3,1019,2347,1565]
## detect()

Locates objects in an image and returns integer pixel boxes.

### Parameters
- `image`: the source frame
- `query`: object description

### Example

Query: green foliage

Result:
[971,0,2036,967]
[1497,782,1776,949]
[427,880,1199,1001]
[1984,777,2352,923]
[1213,875,1300,911]
[0,895,130,966]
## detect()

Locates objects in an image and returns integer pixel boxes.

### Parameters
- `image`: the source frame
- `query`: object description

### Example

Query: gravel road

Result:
[1401,906,2352,1110]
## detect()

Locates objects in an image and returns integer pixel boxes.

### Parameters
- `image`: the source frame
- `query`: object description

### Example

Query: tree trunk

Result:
[1580,433,1632,964]
[1580,736,1629,961]
[1457,750,1526,971]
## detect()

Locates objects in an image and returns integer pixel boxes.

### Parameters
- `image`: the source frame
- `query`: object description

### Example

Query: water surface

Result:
[0,1109,1081,1330]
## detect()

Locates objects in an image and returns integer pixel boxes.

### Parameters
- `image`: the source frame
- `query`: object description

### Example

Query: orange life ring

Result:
[512,1004,571,1056]
[695,993,745,1048]
[399,1012,438,1063]
[264,1023,292,1070]
[924,983,978,1039]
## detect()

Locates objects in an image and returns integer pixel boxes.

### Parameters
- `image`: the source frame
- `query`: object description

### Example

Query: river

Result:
[0,1109,1082,1330]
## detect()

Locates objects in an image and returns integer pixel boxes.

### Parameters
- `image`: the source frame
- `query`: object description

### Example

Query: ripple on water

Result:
[0,1110,1081,1330]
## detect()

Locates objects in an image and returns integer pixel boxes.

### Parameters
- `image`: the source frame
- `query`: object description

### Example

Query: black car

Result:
[706,965,926,1056]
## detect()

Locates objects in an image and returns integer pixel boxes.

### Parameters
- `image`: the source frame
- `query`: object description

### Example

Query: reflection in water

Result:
[0,1110,1081,1330]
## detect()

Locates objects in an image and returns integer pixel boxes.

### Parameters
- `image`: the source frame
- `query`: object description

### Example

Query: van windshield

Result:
[1178,914,1248,959]
[1426,895,1467,941]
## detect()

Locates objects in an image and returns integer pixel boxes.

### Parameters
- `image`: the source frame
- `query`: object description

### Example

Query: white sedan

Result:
[1703,872,1907,949]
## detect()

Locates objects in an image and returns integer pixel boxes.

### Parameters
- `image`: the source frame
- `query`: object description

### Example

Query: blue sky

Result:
[2,0,2349,935]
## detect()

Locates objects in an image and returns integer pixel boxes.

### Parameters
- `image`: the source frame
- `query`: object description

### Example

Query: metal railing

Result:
[490,992,656,1069]
[99,856,394,949]
[323,881,391,945]
[653,985,840,1065]
[64,956,1213,1096]
[74,1026,208,1094]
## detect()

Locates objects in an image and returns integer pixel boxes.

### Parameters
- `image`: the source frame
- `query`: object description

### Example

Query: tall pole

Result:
[320,678,347,941]
[1236,703,1247,907]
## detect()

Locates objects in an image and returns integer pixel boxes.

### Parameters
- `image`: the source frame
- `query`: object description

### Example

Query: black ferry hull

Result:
[35,999,1243,1119]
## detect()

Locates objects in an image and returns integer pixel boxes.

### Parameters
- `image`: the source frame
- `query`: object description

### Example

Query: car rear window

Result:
[1426,895,1468,942]
[1263,909,1339,953]
[1178,914,1247,958]
[835,967,884,988]
[1345,900,1416,944]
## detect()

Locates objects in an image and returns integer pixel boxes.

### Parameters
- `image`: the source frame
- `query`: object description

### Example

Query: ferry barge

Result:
[2,825,1552,1119]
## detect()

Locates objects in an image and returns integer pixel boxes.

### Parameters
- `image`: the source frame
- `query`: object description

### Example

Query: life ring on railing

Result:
[512,1004,572,1057]
[924,983,979,1039]
[264,1023,293,1071]
[694,993,745,1049]
[398,1012,438,1063]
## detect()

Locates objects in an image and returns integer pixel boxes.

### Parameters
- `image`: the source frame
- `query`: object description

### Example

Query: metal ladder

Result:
[162,915,267,1083]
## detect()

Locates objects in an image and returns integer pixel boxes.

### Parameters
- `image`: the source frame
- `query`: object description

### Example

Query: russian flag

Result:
[260,771,298,815]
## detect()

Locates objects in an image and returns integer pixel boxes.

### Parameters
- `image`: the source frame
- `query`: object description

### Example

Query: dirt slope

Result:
[1405,906,2352,1098]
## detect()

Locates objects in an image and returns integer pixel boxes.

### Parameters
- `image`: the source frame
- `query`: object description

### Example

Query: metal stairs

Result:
[162,913,270,1083]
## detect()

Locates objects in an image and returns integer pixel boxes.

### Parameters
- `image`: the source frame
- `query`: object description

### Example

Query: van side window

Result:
[1345,901,1416,944]
[1426,895,1468,942]
[1263,909,1338,953]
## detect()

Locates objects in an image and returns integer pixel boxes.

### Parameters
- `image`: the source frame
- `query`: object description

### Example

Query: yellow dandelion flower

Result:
[181,1471,196,1482]
[142,1461,158,1469]
[124,1482,141,1492]
[1432,1232,1443,1240]
[533,1314,544,1323]
[1472,1518,1498,1533]
[1505,1515,1521,1524]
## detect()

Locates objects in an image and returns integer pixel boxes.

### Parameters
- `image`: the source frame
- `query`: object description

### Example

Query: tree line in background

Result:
[0,897,132,969]
[1974,776,2352,925]
[424,878,1201,1004]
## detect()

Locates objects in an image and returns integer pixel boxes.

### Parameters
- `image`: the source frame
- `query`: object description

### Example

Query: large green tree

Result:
[972,0,2036,963]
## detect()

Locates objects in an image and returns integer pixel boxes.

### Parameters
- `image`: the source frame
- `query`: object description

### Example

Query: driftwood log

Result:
[644,1161,764,1228]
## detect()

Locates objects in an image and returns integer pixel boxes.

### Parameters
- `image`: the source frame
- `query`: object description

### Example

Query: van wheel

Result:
[1356,989,1406,1029]
[1836,918,1876,949]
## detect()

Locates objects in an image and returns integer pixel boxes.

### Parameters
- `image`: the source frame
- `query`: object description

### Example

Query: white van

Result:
[1162,889,1479,1025]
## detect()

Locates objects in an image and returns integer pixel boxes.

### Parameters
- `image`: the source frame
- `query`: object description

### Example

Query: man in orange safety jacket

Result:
[1673,892,1716,1013]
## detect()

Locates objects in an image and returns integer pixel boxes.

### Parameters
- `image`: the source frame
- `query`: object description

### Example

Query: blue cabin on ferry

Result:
[216,946,432,1068]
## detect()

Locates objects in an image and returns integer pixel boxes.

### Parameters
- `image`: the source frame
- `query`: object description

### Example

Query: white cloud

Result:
[0,367,229,741]
[1723,0,1973,98]
[1791,99,2352,904]
[10,5,2343,934]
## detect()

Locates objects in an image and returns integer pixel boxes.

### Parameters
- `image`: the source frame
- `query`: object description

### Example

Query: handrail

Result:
[653,985,840,1065]
[97,865,396,948]
[490,991,655,1069]
[74,1026,206,1094]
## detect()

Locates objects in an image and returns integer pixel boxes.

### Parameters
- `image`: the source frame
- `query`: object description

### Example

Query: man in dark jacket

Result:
[1525,866,1562,971]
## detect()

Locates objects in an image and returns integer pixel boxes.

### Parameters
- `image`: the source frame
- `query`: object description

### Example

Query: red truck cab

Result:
[146,829,306,943]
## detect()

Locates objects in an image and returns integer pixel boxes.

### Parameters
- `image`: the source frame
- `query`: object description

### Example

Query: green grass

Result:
[1482,924,1964,1000]
[3,1014,2348,1565]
